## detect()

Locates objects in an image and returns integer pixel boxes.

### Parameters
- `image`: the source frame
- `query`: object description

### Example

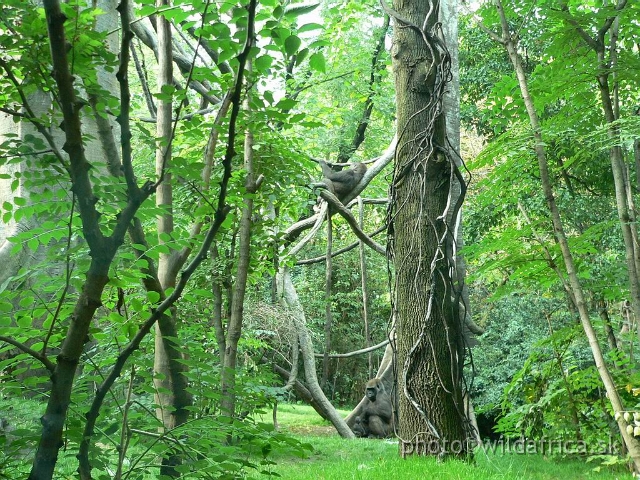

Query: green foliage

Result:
[0,0,370,477]
[285,0,395,164]
[464,4,640,463]
[470,293,561,413]
[492,318,640,464]
[6,0,640,475]
[0,323,307,479]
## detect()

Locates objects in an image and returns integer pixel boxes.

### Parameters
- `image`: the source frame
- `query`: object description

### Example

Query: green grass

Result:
[261,404,631,480]
[2,398,632,479]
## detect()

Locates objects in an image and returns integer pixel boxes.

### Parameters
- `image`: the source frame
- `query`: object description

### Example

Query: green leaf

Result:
[27,237,39,252]
[254,54,274,71]
[276,98,297,110]
[155,84,176,102]
[284,35,301,57]
[137,5,157,17]
[0,302,12,315]
[217,47,235,64]
[160,6,191,23]
[296,47,309,65]
[193,288,213,298]
[298,23,323,34]
[17,316,33,328]
[284,3,319,18]
[309,52,325,73]
[147,291,160,303]
[130,298,143,312]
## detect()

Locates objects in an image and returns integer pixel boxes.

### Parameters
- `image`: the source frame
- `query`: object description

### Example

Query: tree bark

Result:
[321,214,333,389]
[272,364,329,421]
[389,0,470,457]
[359,197,373,379]
[211,245,228,360]
[152,4,192,476]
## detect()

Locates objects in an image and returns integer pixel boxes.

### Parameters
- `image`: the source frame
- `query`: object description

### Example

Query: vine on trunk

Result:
[385,0,474,455]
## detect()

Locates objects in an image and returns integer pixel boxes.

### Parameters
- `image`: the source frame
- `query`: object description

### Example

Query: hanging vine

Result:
[384,0,473,453]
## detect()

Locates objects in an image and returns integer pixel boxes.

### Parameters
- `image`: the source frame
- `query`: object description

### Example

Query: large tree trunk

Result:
[389,0,470,457]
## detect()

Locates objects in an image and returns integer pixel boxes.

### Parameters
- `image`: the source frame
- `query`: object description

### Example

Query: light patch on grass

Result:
[272,403,351,426]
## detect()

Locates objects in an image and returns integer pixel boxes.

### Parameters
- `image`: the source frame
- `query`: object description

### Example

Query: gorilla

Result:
[319,160,367,203]
[353,378,393,438]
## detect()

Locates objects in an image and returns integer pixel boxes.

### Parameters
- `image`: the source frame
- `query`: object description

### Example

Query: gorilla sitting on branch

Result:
[318,159,367,203]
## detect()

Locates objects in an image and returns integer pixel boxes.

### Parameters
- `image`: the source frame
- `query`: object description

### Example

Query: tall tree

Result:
[387,0,471,456]
[220,47,262,420]
[559,0,640,349]
[479,0,640,471]
[0,0,253,476]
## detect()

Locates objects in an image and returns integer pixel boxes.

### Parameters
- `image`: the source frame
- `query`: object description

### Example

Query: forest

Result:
[0,0,639,479]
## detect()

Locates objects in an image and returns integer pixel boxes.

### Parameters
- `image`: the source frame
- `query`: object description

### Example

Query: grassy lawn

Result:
[260,404,632,480]
[2,397,632,479]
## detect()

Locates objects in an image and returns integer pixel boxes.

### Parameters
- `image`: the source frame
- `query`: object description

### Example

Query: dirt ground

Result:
[285,424,337,436]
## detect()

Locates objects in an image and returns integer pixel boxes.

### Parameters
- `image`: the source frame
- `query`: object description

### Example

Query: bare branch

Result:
[313,339,389,358]
[319,190,386,256]
[0,336,55,372]
[296,224,386,265]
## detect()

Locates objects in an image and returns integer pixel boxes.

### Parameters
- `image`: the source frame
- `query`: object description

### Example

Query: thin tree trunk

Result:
[359,197,373,379]
[598,299,619,351]
[623,165,640,294]
[276,267,355,438]
[322,214,333,389]
[220,64,260,417]
[490,1,640,471]
[152,4,192,476]
[634,105,640,187]
[211,245,227,360]
[30,2,155,477]
[561,0,640,357]
[30,258,114,480]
